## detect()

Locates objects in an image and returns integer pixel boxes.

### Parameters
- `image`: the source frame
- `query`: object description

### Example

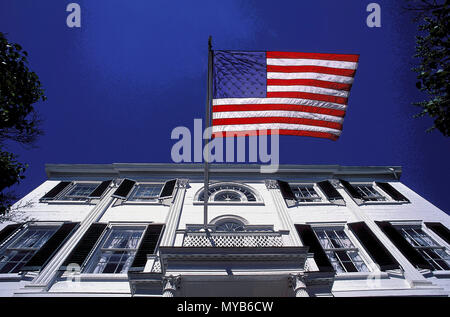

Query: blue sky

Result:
[0,0,449,213]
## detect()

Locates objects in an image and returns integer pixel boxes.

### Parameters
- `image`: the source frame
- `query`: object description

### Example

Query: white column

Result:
[289,274,309,297]
[265,180,302,246]
[162,275,181,297]
[160,179,188,247]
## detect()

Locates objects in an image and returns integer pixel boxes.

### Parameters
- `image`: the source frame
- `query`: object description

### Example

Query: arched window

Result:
[196,182,261,203]
[215,221,245,232]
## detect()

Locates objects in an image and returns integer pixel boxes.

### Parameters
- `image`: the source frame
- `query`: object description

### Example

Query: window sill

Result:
[193,201,265,206]
[122,201,162,206]
[42,200,94,205]
[0,273,23,281]
[292,201,338,207]
[60,273,129,281]
[430,270,450,278]
[358,201,409,206]
[334,271,389,280]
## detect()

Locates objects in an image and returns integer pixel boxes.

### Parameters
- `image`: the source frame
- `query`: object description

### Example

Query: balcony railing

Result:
[182,231,284,248]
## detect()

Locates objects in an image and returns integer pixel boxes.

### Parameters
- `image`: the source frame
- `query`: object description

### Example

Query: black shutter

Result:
[22,222,80,271]
[159,179,177,199]
[0,223,22,246]
[348,222,400,271]
[60,223,107,271]
[277,180,297,207]
[424,222,450,245]
[339,179,364,204]
[129,224,165,272]
[88,180,112,198]
[295,224,335,272]
[376,221,432,270]
[375,182,409,202]
[112,179,136,199]
[277,180,296,207]
[40,181,71,200]
[277,180,296,200]
[317,180,344,204]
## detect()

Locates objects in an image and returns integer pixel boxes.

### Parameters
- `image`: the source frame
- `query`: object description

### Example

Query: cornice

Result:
[45,163,403,181]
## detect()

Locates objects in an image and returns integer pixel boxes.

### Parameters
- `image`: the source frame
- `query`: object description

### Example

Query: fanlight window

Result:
[215,221,245,232]
[198,183,259,203]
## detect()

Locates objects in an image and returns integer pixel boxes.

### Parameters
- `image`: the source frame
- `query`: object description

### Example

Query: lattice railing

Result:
[182,232,284,247]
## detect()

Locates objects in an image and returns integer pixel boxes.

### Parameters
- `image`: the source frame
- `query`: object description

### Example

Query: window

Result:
[50,182,100,201]
[215,221,246,232]
[397,227,449,271]
[0,226,57,273]
[354,184,386,202]
[84,227,145,274]
[63,183,99,200]
[290,184,322,202]
[197,183,259,203]
[128,184,164,202]
[314,228,369,273]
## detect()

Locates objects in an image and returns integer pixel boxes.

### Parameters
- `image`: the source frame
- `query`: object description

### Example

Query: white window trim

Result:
[193,182,264,206]
[0,222,62,275]
[122,182,166,205]
[49,181,102,204]
[82,223,149,275]
[390,221,450,272]
[308,222,380,274]
[350,182,406,205]
[289,182,335,206]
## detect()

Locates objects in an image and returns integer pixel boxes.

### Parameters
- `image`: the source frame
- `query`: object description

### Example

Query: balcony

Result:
[182,231,285,248]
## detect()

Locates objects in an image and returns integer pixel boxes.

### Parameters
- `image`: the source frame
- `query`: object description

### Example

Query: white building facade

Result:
[0,163,449,297]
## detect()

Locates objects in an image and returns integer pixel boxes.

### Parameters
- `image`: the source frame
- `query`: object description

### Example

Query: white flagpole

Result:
[203,36,213,229]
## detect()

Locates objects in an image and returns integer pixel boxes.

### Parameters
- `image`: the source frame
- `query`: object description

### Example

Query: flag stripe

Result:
[212,98,347,110]
[267,85,350,98]
[212,123,341,135]
[213,117,342,130]
[268,72,354,84]
[212,129,339,141]
[267,58,358,69]
[212,104,346,117]
[266,92,348,104]
[212,110,344,123]
[266,51,359,62]
[267,79,352,91]
[267,65,356,77]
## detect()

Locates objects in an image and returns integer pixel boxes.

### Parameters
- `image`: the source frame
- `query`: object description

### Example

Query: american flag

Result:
[211,51,359,140]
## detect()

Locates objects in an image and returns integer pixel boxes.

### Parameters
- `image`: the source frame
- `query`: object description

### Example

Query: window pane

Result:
[348,251,369,272]
[87,228,144,274]
[314,228,369,273]
[103,229,144,249]
[315,230,332,249]
[0,227,56,273]
[398,226,450,271]
[10,228,56,249]
[129,184,163,201]
[355,185,386,201]
[65,183,98,198]
[335,230,355,248]
[411,228,438,247]
[335,251,358,272]
[326,230,344,248]
[199,184,257,202]
[214,191,242,202]
[326,251,345,273]
[291,185,321,202]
